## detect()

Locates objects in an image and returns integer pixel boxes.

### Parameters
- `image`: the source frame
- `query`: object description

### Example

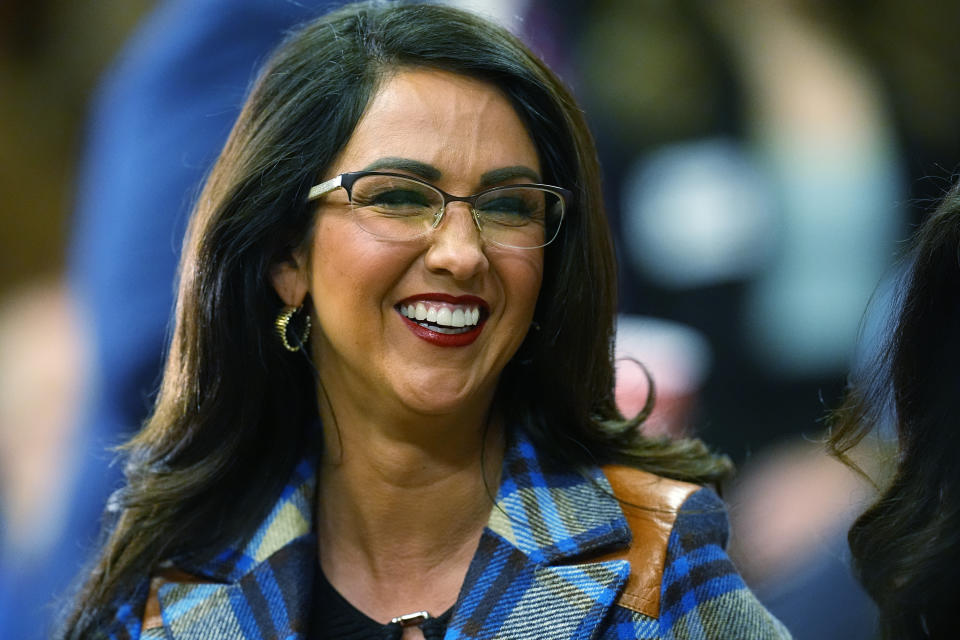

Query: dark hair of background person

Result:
[828,181,960,639]
[59,2,732,636]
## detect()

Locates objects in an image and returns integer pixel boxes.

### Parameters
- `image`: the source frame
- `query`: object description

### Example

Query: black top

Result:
[310,568,452,639]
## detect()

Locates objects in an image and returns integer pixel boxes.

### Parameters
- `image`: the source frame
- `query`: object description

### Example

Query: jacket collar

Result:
[151,429,634,640]
[445,431,635,639]
[182,456,317,583]
[486,431,631,564]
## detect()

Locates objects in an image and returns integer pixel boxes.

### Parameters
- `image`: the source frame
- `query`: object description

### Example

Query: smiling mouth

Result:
[397,302,483,335]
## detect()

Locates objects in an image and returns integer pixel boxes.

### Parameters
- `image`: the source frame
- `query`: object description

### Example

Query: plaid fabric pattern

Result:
[603,486,792,640]
[106,430,789,639]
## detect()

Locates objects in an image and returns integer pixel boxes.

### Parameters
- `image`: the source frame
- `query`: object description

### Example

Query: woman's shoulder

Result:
[601,463,725,558]
[602,464,705,513]
[600,463,730,544]
[599,464,792,639]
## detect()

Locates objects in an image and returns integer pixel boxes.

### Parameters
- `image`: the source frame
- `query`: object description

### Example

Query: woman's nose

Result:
[423,202,489,280]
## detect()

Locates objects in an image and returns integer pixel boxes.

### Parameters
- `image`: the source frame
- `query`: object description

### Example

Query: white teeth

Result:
[399,303,482,329]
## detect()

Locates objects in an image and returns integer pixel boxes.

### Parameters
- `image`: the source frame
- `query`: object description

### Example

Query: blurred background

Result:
[1,0,958,637]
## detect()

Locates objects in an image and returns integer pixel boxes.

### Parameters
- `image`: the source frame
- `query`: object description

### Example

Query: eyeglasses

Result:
[307,171,569,249]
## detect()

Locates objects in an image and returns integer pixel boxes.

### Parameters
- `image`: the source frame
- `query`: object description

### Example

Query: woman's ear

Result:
[270,249,309,307]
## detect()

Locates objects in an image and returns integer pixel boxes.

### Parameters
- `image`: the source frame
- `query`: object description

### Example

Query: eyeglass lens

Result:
[347,174,562,248]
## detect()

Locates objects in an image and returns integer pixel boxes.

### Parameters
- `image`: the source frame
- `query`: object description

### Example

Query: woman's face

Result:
[275,69,544,421]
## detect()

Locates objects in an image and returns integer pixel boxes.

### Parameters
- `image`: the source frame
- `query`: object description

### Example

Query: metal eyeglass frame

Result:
[306,170,570,249]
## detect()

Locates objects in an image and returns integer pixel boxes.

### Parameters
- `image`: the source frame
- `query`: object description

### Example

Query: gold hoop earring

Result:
[275,305,311,352]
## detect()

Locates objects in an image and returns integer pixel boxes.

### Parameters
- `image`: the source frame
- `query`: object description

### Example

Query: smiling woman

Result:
[58,3,789,639]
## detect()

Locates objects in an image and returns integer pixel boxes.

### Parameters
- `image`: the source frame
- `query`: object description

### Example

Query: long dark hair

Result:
[62,2,730,635]
[829,182,960,639]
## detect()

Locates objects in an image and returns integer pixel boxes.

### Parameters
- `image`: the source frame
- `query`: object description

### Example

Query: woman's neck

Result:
[315,407,504,624]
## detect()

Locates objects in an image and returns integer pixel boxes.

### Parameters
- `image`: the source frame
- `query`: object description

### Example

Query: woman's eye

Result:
[353,187,435,215]
[369,189,432,208]
[479,197,531,217]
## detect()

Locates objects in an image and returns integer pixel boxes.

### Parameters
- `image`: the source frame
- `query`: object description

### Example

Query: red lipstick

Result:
[396,293,489,348]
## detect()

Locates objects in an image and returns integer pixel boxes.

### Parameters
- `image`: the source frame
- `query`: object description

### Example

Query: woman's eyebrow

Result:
[480,166,541,187]
[362,157,441,181]
[361,159,542,187]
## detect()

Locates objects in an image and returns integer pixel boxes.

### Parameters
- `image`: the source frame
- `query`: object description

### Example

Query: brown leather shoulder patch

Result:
[141,568,210,632]
[594,465,700,619]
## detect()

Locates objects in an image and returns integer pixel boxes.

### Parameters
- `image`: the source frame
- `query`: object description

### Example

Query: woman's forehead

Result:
[328,68,540,184]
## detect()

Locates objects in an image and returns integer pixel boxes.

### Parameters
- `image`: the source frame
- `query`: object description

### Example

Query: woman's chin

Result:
[395,379,495,422]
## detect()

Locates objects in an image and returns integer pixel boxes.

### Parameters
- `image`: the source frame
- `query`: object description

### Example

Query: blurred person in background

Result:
[829,182,960,639]
[0,282,90,637]
[546,0,906,463]
[0,1,153,637]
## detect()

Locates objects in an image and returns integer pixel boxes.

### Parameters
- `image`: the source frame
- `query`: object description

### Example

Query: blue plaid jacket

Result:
[112,430,790,639]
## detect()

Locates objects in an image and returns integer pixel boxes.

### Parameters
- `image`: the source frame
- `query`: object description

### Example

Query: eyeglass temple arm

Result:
[307,174,343,202]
